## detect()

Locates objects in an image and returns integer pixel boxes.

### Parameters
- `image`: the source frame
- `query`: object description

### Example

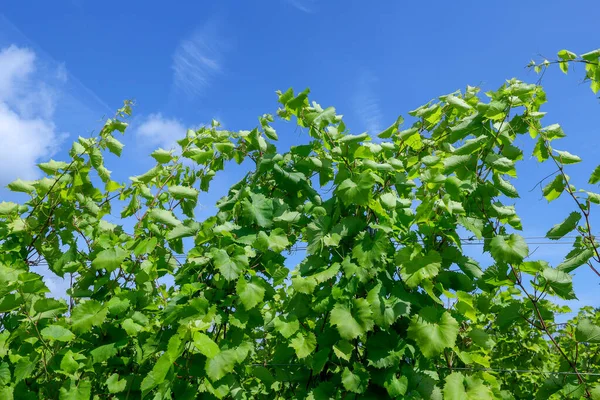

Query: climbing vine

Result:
[1,48,600,399]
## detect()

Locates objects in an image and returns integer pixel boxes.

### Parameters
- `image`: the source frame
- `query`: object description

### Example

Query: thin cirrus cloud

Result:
[284,0,317,13]
[352,70,383,135]
[171,20,228,98]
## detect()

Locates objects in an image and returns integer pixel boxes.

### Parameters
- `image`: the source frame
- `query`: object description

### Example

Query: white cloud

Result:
[0,45,63,185]
[135,113,187,150]
[285,0,317,13]
[56,62,68,83]
[352,70,383,135]
[172,21,226,97]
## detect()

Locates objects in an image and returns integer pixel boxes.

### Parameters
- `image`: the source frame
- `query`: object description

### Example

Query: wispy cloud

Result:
[352,70,383,134]
[172,21,227,98]
[0,45,64,185]
[135,113,187,150]
[0,14,111,115]
[285,0,317,13]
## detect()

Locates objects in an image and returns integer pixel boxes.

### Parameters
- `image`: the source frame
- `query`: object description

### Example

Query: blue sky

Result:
[1,1,600,314]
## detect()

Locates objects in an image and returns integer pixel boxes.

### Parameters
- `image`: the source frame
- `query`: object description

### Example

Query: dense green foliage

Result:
[1,49,600,399]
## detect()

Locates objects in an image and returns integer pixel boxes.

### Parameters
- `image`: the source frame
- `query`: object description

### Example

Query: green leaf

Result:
[336,172,375,206]
[341,365,369,394]
[407,307,459,358]
[399,249,442,288]
[444,372,492,400]
[493,174,519,198]
[236,277,265,310]
[453,136,488,155]
[497,303,521,328]
[546,212,581,240]
[0,387,12,400]
[286,88,310,113]
[590,165,600,184]
[352,231,390,270]
[559,60,568,74]
[141,352,173,393]
[91,247,128,272]
[205,349,238,381]
[0,362,10,386]
[292,275,317,294]
[468,328,495,350]
[14,357,36,382]
[211,248,245,281]
[106,373,127,393]
[485,154,514,172]
[105,136,124,156]
[7,178,35,193]
[60,350,81,375]
[385,374,408,397]
[273,316,300,339]
[167,222,199,240]
[150,148,173,163]
[90,343,118,364]
[333,340,353,361]
[267,228,290,252]
[489,234,529,264]
[581,49,600,61]
[183,148,213,164]
[541,267,576,300]
[148,208,181,227]
[262,124,278,140]
[366,331,406,368]
[367,283,410,328]
[0,201,18,216]
[379,192,397,209]
[168,185,199,200]
[533,136,550,162]
[558,248,594,272]
[193,332,220,358]
[558,49,577,60]
[242,193,274,228]
[289,332,317,358]
[41,325,75,342]
[576,319,600,343]
[59,379,92,400]
[446,95,472,111]
[133,237,158,256]
[330,299,374,340]
[71,300,108,333]
[38,159,69,174]
[542,175,565,202]
[444,155,472,174]
[554,150,581,164]
[90,147,104,169]
[377,121,399,139]
[339,133,369,144]
[543,123,566,140]
[119,318,141,336]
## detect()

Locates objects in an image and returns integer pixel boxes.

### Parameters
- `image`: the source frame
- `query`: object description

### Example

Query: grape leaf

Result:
[489,234,529,264]
[407,307,459,358]
[330,299,374,340]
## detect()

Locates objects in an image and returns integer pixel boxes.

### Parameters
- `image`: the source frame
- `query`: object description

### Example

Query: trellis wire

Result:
[246,364,600,376]
[26,235,596,267]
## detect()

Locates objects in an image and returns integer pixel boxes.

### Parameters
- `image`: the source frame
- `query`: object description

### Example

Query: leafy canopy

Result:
[1,49,600,399]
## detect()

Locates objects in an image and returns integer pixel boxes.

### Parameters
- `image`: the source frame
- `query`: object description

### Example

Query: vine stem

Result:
[540,134,600,278]
[134,138,198,230]
[478,191,591,397]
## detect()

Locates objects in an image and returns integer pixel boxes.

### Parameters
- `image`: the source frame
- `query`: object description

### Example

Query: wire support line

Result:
[440,367,600,376]
[246,364,600,376]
